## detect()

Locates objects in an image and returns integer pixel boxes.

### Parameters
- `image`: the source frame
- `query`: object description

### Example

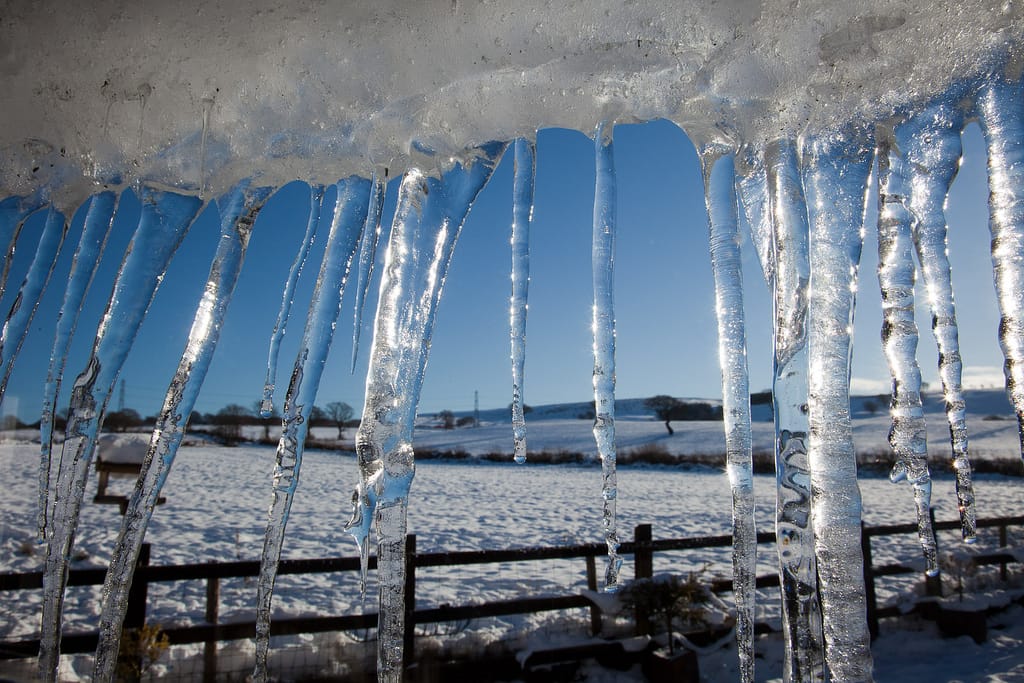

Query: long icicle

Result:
[260,184,326,417]
[876,130,939,576]
[0,207,68,400]
[592,122,621,590]
[803,128,875,682]
[701,149,756,683]
[252,178,371,681]
[0,194,43,301]
[351,170,387,372]
[765,139,826,682]
[38,192,118,540]
[346,143,505,683]
[511,137,535,463]
[902,100,977,541]
[977,73,1024,461]
[38,187,202,680]
[92,181,272,681]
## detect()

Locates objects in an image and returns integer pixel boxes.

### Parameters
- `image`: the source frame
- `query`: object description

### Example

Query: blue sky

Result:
[0,119,1008,423]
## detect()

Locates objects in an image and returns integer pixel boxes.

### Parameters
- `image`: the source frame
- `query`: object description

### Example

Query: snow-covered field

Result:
[1,391,1022,681]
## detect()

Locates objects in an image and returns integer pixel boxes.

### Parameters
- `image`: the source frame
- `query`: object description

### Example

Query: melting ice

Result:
[1,2,1023,682]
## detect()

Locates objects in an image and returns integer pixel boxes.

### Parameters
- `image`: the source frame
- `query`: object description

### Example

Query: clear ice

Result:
[253,178,372,681]
[702,150,756,683]
[93,181,271,681]
[38,187,202,680]
[3,5,1024,683]
[510,137,535,464]
[591,123,622,591]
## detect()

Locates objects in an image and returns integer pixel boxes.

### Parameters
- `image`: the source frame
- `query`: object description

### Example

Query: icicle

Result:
[351,170,387,373]
[253,178,371,682]
[701,150,756,683]
[977,74,1024,461]
[345,143,505,682]
[900,100,977,541]
[591,122,621,591]
[260,184,325,417]
[0,194,42,300]
[510,137,535,463]
[0,207,68,399]
[803,128,875,682]
[37,187,202,680]
[876,131,939,575]
[92,180,272,682]
[38,192,118,540]
[738,139,826,682]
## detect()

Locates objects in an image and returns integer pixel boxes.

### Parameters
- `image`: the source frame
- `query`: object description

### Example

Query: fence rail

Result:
[2,514,1021,680]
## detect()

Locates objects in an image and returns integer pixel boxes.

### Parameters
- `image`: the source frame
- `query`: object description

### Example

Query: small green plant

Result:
[617,572,712,654]
[116,624,170,681]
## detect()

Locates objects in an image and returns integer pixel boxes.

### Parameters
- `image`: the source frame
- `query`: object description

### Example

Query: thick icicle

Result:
[38,187,202,680]
[260,185,326,417]
[977,74,1024,460]
[0,194,42,300]
[38,192,118,540]
[351,171,387,372]
[876,132,939,575]
[346,143,505,682]
[901,101,976,541]
[803,129,874,682]
[738,140,825,682]
[92,181,272,681]
[510,137,535,463]
[701,150,756,683]
[591,122,621,590]
[0,207,68,399]
[253,178,371,681]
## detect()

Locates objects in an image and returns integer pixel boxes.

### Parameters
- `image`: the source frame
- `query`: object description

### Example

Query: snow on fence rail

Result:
[1,516,1021,679]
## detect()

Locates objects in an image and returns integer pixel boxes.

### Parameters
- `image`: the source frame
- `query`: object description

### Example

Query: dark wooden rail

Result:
[1,515,1020,680]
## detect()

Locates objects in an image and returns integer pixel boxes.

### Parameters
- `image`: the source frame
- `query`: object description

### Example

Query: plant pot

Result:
[641,647,699,683]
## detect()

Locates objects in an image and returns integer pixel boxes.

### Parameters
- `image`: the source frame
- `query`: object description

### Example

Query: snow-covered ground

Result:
[0,391,1022,681]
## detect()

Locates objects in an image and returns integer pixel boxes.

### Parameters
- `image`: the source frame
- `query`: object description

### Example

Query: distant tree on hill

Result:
[438,409,455,430]
[456,415,477,428]
[645,395,684,435]
[105,408,143,433]
[325,401,354,439]
[644,395,723,434]
[213,403,250,444]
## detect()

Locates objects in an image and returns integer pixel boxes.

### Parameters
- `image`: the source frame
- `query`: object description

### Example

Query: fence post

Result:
[860,524,878,640]
[925,508,942,597]
[634,524,653,636]
[203,577,219,683]
[403,534,417,675]
[585,555,601,635]
[118,542,151,677]
[1000,523,1009,581]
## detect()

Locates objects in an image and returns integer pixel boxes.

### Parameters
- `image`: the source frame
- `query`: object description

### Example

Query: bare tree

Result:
[325,401,354,439]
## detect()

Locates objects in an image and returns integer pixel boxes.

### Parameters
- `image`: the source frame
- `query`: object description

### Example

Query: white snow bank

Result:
[95,432,149,465]
[1,1,1021,204]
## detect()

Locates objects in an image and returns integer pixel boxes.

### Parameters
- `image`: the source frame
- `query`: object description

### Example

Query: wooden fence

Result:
[1,514,1020,680]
